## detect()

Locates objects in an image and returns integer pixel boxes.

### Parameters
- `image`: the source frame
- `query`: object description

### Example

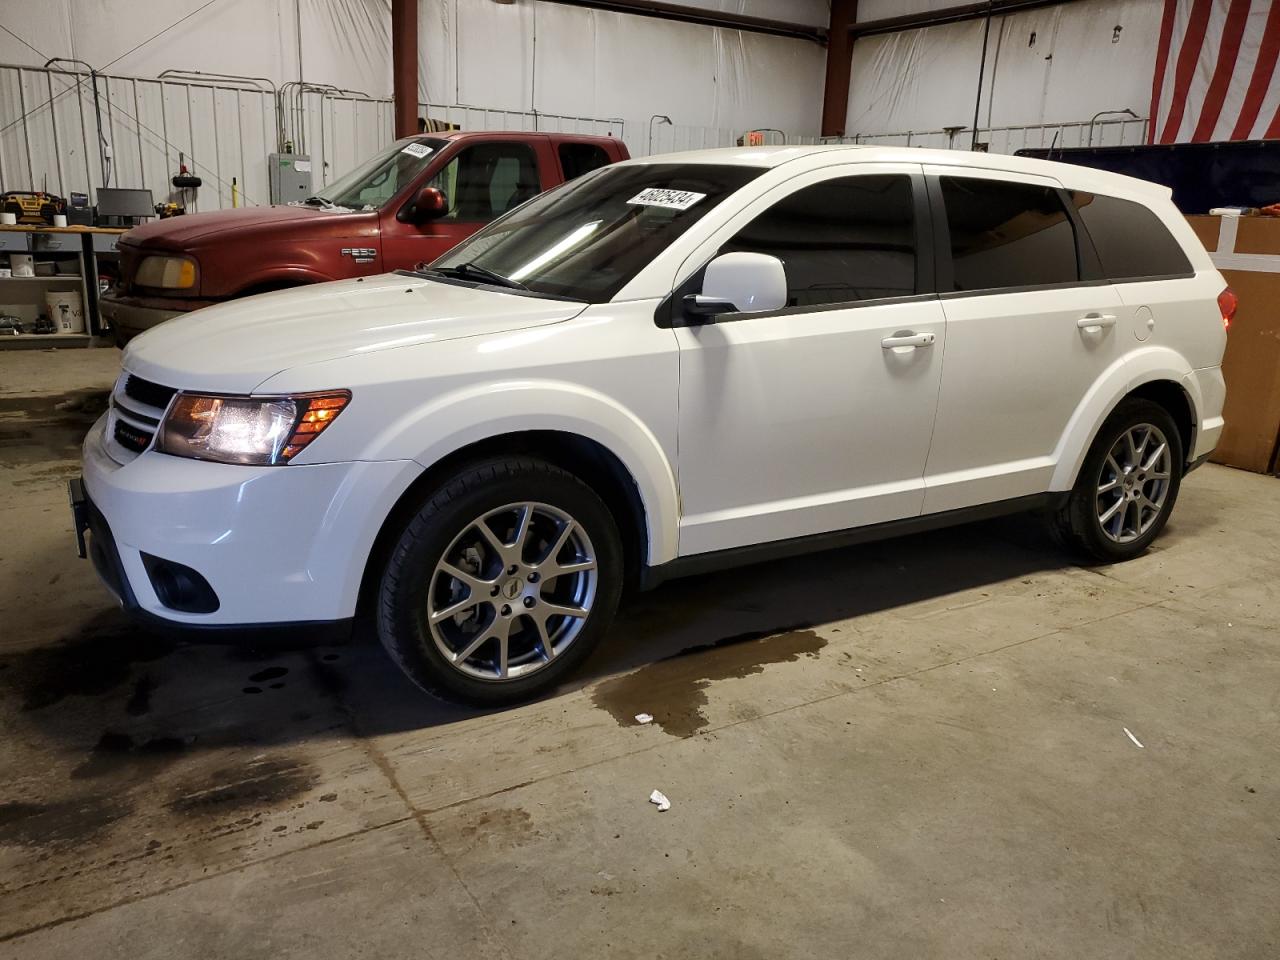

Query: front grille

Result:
[124,375,178,410]
[114,418,153,453]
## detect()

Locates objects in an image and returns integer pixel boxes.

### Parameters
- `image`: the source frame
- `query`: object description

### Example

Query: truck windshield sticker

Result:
[401,142,434,159]
[627,188,707,211]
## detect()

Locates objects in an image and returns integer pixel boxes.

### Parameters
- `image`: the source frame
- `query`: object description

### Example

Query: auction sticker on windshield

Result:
[401,142,434,159]
[627,188,707,211]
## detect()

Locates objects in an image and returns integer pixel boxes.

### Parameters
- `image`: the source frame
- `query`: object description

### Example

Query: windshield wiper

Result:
[428,262,528,291]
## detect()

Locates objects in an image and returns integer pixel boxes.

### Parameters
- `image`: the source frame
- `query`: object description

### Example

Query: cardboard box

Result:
[1186,214,1280,475]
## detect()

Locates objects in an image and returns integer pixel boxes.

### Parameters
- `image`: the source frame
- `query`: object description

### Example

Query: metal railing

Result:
[823,117,1151,154]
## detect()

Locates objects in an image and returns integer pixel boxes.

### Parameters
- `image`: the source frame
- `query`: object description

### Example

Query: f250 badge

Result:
[340,247,377,263]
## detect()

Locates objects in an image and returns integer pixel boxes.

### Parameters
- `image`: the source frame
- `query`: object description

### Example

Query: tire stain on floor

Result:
[166,757,319,816]
[0,613,175,712]
[0,390,109,467]
[0,796,132,850]
[590,625,824,737]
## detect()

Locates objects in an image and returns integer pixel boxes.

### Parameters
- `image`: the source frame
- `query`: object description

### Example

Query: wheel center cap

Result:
[501,578,524,601]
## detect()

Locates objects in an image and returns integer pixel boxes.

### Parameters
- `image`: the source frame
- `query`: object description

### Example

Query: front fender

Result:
[232,267,334,296]
[1049,346,1199,490]
[369,379,680,566]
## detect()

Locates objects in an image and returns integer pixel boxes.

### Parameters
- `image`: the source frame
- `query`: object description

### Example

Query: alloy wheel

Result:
[426,502,598,681]
[1095,423,1173,544]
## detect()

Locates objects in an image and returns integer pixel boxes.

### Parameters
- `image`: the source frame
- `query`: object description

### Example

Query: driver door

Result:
[674,165,947,556]
[381,140,548,270]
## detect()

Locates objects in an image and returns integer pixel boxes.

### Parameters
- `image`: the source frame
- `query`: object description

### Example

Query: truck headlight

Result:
[158,392,350,465]
[135,255,198,290]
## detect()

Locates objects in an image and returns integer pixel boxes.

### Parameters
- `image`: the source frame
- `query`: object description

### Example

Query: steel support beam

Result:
[391,0,418,139]
[821,0,858,137]
[540,0,827,43]
[850,0,1079,38]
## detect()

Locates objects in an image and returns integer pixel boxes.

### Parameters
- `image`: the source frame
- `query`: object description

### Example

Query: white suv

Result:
[74,146,1230,704]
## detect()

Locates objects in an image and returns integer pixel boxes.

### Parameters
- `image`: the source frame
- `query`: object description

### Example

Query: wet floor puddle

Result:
[591,625,825,737]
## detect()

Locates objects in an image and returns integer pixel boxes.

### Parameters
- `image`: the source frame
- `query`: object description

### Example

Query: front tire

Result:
[1053,398,1183,562]
[376,457,623,705]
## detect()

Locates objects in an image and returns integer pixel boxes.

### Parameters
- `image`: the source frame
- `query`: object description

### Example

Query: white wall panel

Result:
[845,0,1162,140]
[857,0,957,21]
[663,0,828,27]
[0,0,825,208]
[0,0,301,82]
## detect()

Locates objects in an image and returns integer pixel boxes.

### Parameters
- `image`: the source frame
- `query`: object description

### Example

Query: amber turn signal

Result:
[281,392,351,461]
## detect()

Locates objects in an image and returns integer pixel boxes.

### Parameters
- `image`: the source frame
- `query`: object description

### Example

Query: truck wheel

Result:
[377,457,624,705]
[1052,398,1183,563]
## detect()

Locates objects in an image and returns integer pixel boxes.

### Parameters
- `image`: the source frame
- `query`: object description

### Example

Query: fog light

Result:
[141,553,220,613]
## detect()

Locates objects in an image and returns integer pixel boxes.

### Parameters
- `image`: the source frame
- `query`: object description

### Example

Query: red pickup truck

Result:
[101,130,629,343]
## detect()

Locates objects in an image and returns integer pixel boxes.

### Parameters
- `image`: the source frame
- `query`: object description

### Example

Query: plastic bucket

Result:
[10,253,34,277]
[46,290,85,334]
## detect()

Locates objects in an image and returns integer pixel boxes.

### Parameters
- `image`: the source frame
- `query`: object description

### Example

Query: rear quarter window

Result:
[559,143,612,181]
[940,176,1079,292]
[1069,191,1193,281]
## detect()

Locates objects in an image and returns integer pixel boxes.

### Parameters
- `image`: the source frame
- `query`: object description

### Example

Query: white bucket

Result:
[45,290,85,334]
[10,253,34,277]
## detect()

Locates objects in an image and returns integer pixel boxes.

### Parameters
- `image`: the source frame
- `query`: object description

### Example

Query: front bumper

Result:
[80,416,420,628]
[99,295,207,346]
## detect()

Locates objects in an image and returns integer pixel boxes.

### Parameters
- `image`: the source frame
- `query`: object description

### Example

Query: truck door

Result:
[381,139,552,270]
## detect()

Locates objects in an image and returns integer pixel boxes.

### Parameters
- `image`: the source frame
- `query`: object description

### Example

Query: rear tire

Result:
[376,457,623,705]
[1052,398,1183,562]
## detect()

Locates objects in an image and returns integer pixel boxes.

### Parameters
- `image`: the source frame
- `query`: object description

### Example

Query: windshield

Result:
[429,163,765,302]
[307,137,448,211]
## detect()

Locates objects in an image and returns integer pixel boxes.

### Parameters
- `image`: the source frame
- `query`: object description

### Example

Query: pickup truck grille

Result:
[106,373,177,463]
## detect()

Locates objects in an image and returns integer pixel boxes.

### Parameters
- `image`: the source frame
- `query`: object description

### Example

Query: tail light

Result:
[1218,287,1238,331]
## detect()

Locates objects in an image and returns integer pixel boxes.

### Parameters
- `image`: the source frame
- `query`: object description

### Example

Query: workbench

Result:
[0,224,127,349]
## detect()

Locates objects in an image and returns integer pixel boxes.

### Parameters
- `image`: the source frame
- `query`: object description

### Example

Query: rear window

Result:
[1070,191,1193,281]
[940,177,1079,292]
[559,143,612,181]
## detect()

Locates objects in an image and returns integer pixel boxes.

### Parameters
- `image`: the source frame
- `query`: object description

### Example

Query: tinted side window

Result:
[1070,191,1192,280]
[426,143,540,222]
[721,174,916,307]
[940,177,1078,292]
[559,142,611,181]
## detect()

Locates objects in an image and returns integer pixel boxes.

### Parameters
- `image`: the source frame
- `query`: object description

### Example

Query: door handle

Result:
[881,332,936,350]
[1077,313,1117,330]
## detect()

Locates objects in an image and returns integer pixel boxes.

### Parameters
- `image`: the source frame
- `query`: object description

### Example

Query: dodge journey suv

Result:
[74,145,1229,704]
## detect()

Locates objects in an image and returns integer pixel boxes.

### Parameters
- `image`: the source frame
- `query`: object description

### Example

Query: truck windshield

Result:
[306,138,448,211]
[428,163,764,302]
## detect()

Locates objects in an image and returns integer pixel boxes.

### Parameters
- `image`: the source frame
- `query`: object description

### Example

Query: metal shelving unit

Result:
[0,226,123,348]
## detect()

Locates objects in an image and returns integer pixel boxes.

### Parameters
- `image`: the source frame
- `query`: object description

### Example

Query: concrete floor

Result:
[1,346,1278,959]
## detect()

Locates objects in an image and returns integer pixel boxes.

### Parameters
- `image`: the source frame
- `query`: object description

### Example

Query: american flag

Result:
[1149,0,1280,143]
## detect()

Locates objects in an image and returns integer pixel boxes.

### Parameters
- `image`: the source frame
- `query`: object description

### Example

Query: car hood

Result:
[124,273,589,393]
[121,205,363,246]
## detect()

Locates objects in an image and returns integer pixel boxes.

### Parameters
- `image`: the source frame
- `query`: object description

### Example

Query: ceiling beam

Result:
[539,1,828,44]
[851,0,1082,38]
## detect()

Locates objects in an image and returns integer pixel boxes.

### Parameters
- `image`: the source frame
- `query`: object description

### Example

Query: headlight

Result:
[157,391,350,465]
[135,255,198,290]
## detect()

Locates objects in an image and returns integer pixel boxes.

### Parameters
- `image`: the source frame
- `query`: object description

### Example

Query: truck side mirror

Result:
[683,252,787,319]
[410,186,448,223]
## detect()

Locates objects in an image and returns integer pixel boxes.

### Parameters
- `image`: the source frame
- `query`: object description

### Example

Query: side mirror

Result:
[683,252,787,319]
[410,186,448,222]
